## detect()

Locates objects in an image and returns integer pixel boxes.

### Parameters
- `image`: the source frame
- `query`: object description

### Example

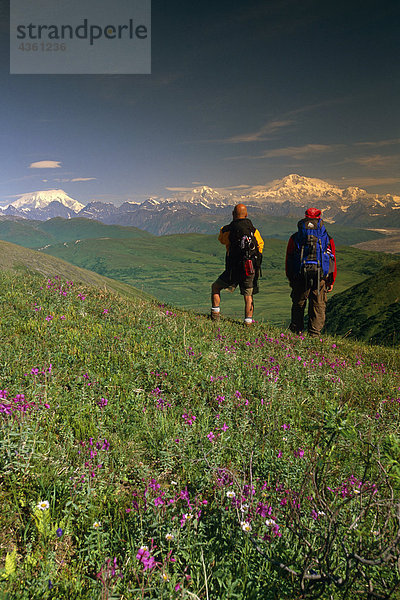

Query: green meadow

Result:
[0,217,396,330]
[40,234,400,327]
[0,253,399,599]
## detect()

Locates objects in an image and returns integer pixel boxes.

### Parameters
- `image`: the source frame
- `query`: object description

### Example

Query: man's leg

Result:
[290,281,309,334]
[308,281,327,336]
[244,295,254,319]
[211,280,225,320]
[211,280,224,308]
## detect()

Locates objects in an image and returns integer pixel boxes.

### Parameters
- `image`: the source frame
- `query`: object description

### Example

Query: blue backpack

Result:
[293,218,331,277]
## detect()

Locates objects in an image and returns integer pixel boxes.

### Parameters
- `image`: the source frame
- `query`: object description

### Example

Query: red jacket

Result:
[285,233,337,284]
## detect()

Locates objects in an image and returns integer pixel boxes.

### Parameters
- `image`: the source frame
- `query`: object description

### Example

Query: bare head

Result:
[232,203,248,219]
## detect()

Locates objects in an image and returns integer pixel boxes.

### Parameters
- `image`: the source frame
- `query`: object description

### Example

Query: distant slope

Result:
[0,240,153,302]
[0,217,152,249]
[325,262,400,345]
[0,219,57,248]
[39,232,400,326]
[0,216,386,248]
[352,233,400,254]
[38,217,153,243]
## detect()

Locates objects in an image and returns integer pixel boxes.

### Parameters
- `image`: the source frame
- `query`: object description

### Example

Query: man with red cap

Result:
[211,204,264,325]
[285,207,337,337]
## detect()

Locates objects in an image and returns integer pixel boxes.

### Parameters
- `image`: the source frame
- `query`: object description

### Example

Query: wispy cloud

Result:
[349,154,400,169]
[29,160,61,169]
[340,177,400,188]
[354,138,400,148]
[260,144,342,159]
[226,120,293,144]
[227,143,342,160]
[71,177,96,182]
[165,184,195,192]
[52,177,96,183]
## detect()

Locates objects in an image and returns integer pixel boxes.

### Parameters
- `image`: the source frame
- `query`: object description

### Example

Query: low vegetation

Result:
[326,262,400,345]
[0,268,399,599]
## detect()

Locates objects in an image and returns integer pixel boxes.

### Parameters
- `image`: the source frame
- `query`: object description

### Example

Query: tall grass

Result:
[0,271,399,599]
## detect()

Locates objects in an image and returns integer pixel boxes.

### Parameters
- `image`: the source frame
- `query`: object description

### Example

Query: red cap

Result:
[305,207,321,219]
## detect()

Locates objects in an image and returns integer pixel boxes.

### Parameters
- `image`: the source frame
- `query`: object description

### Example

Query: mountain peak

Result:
[10,189,85,213]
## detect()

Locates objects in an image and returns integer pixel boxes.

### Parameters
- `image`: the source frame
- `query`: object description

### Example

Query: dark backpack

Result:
[292,218,332,277]
[227,219,261,277]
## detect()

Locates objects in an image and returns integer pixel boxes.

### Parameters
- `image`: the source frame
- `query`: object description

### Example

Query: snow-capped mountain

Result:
[2,176,400,233]
[9,189,84,213]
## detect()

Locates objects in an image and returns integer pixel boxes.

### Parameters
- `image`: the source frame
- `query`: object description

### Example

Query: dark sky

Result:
[1,0,399,205]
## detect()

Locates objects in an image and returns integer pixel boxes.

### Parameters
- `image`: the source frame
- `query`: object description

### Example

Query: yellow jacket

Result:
[218,220,264,255]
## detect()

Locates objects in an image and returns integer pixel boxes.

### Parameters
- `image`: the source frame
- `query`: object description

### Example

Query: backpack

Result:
[227,219,261,277]
[292,218,332,277]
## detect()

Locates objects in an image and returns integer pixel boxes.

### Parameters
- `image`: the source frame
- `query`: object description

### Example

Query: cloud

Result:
[225,120,293,144]
[165,187,194,192]
[349,154,400,169]
[354,138,400,148]
[52,177,96,183]
[71,177,96,182]
[340,177,400,188]
[29,160,61,169]
[261,144,341,158]
[225,144,343,160]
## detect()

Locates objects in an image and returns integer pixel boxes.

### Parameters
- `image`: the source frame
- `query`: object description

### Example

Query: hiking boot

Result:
[210,309,220,321]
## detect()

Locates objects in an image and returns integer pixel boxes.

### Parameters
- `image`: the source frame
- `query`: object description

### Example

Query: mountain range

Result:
[2,175,400,234]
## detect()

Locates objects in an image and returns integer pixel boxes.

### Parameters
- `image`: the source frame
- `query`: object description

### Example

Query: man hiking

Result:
[285,207,337,337]
[211,203,264,326]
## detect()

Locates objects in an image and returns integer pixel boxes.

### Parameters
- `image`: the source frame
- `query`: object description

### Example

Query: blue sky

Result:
[1,0,399,206]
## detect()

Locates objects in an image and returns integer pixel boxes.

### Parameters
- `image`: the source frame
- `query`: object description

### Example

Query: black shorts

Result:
[213,269,259,296]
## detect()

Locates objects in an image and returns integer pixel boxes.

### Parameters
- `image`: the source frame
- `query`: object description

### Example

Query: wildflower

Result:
[56,528,63,537]
[165,533,174,541]
[207,431,215,442]
[161,573,169,582]
[265,518,276,527]
[37,500,50,511]
[353,489,361,495]
[226,490,236,499]
[181,513,193,526]
[48,580,53,590]
[93,521,101,529]
[241,521,252,532]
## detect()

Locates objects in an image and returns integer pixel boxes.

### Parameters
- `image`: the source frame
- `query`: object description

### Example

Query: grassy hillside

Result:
[0,240,153,302]
[40,234,400,327]
[0,216,386,249]
[0,269,399,599]
[326,261,400,345]
[0,217,151,249]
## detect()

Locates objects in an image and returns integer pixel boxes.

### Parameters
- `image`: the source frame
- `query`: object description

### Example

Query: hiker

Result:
[211,203,264,325]
[286,208,337,337]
